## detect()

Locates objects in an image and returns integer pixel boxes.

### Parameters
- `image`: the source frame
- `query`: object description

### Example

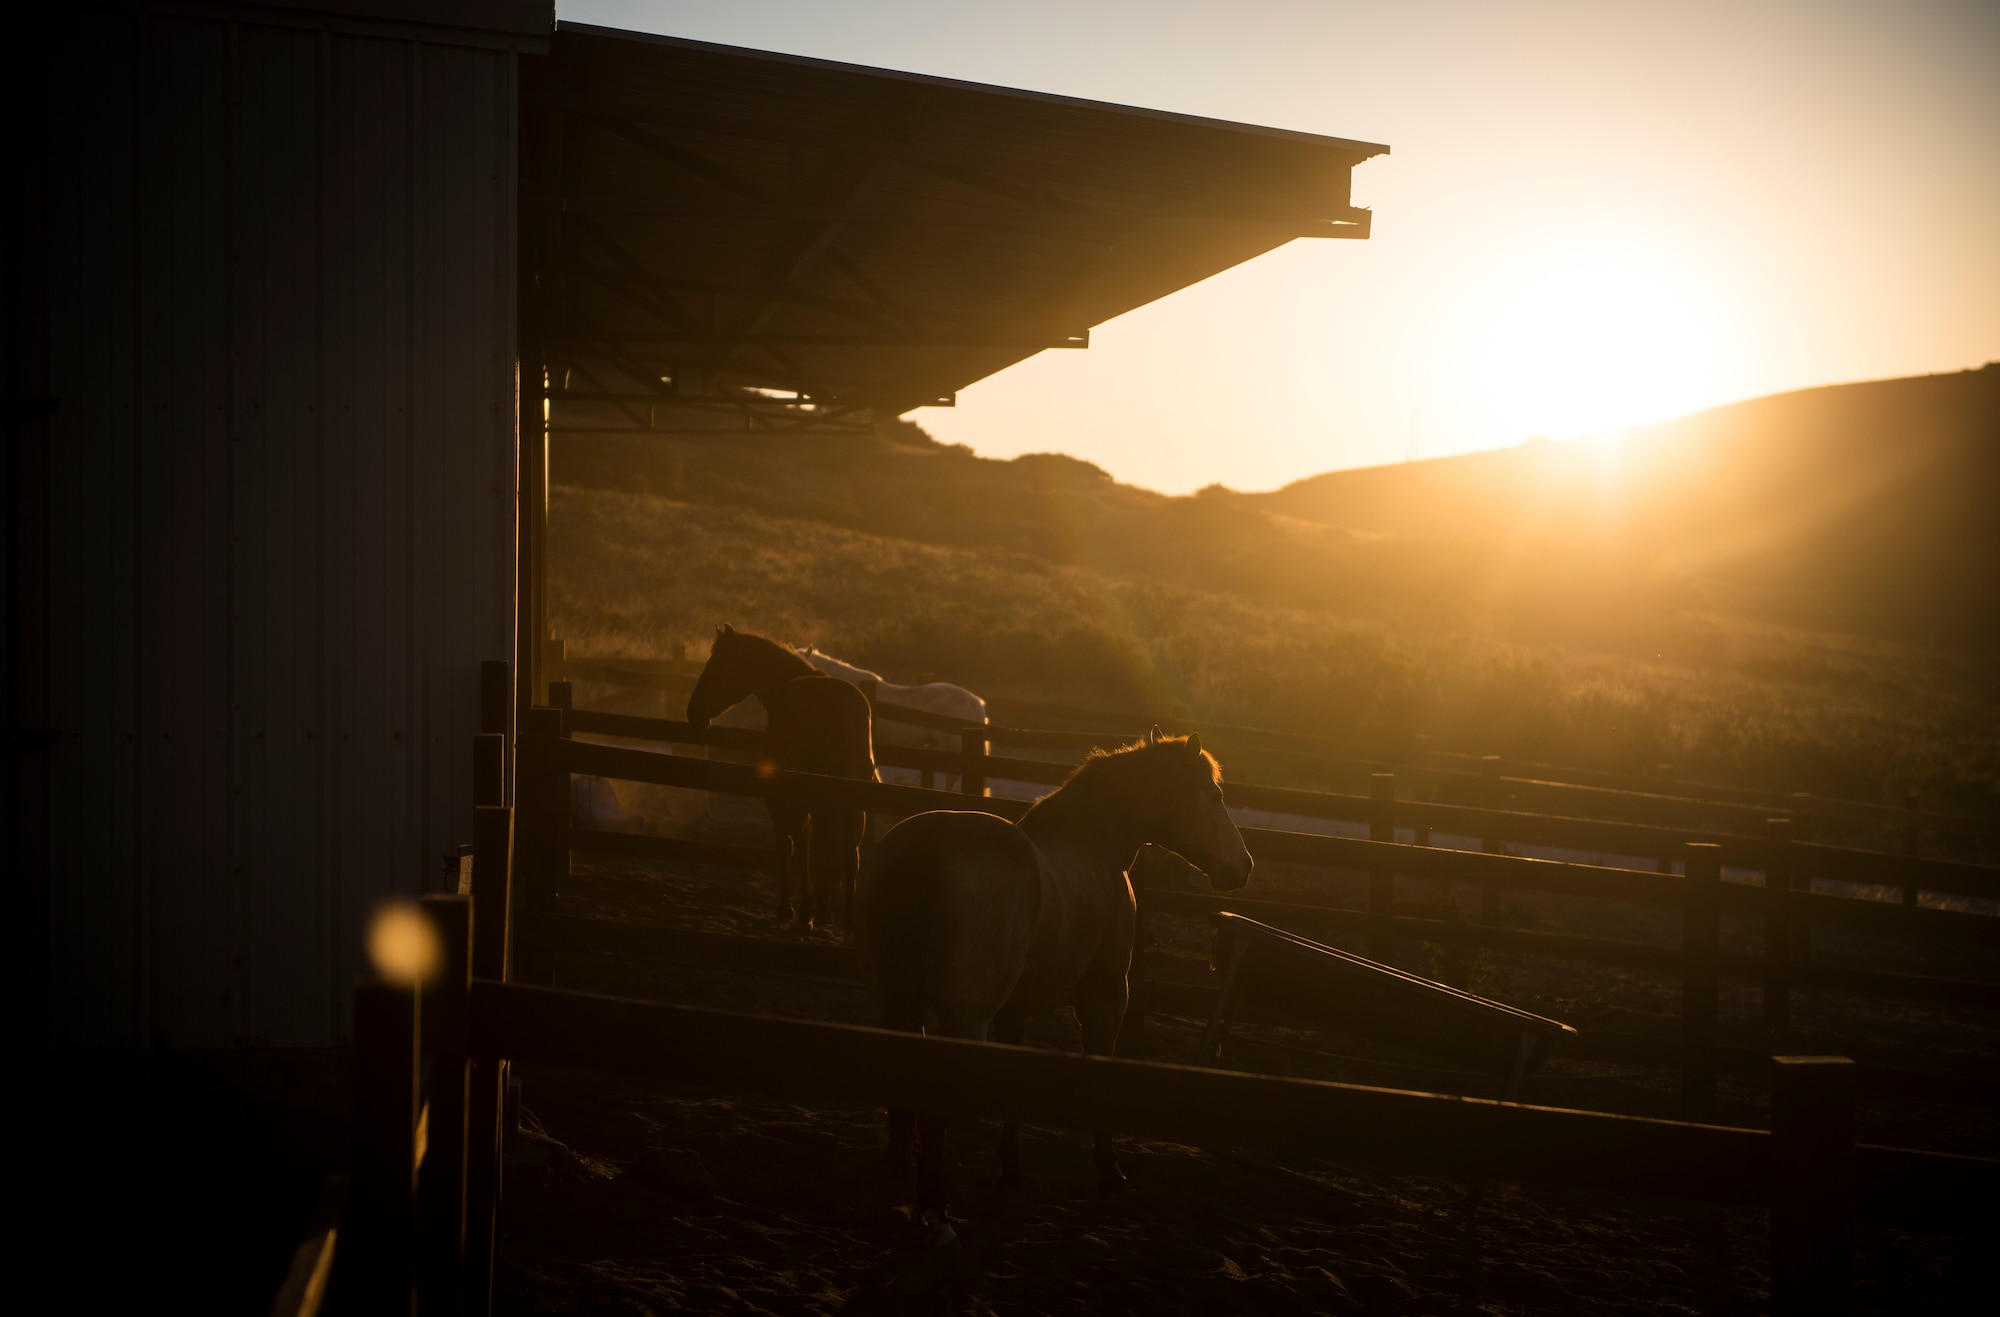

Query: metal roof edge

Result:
[555,21,1390,160]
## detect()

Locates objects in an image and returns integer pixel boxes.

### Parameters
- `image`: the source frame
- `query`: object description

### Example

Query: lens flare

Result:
[366,897,441,987]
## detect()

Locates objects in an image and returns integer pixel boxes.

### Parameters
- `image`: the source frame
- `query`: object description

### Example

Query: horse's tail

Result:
[858,839,938,1034]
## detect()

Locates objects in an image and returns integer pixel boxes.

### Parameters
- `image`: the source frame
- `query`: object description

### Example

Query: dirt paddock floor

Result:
[494,796,1998,1315]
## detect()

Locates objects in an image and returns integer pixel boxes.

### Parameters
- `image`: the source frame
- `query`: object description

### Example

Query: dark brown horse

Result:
[687,626,875,929]
[854,729,1253,1243]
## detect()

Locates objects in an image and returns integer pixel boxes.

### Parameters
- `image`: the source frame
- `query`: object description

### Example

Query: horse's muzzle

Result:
[1210,855,1254,892]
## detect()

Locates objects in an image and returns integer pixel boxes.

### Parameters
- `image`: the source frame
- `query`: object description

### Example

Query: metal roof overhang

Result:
[528,22,1388,437]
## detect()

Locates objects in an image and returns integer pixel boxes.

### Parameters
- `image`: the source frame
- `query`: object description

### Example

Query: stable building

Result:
[7,3,1383,1051]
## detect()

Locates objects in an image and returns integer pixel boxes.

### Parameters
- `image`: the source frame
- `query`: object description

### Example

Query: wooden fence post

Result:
[349,977,420,1315]
[1770,1056,1855,1316]
[417,895,472,1316]
[1763,818,1794,1041]
[1682,841,1721,1122]
[464,805,514,1317]
[480,659,510,738]
[479,659,511,812]
[549,679,573,719]
[1478,757,1504,924]
[514,707,568,987]
[960,726,987,798]
[1900,790,1921,903]
[473,733,506,811]
[1368,773,1395,961]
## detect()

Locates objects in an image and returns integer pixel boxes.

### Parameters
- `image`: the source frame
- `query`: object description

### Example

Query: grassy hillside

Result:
[1265,365,2000,647]
[548,485,1999,811]
[547,365,1999,809]
[554,365,2000,657]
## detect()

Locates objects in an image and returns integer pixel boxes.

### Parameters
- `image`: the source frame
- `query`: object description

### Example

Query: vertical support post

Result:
[1763,817,1794,1041]
[479,660,511,737]
[518,46,565,723]
[473,733,506,811]
[464,806,513,1317]
[960,726,986,798]
[514,707,567,987]
[349,978,419,1315]
[1770,1056,1855,1317]
[1368,773,1396,961]
[1682,841,1721,1122]
[417,896,472,1316]
[548,678,572,718]
[479,660,511,813]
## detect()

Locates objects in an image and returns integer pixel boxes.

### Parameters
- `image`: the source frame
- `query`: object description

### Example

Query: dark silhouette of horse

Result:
[854,729,1253,1243]
[687,626,875,929]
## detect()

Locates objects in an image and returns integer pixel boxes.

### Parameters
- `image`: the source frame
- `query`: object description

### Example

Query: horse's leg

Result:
[1076,974,1130,1192]
[914,1109,952,1242]
[992,1006,1027,1188]
[767,799,799,923]
[886,1108,917,1177]
[838,810,864,937]
[912,1006,991,1246]
[878,983,925,1179]
[795,810,817,929]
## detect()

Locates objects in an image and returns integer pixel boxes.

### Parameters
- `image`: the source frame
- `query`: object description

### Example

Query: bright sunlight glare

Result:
[1475,245,1732,443]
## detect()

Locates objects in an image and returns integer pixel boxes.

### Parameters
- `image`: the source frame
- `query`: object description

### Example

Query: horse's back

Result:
[767,674,874,778]
[856,811,1038,1033]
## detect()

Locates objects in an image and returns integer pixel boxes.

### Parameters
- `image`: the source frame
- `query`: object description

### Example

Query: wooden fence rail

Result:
[547,647,2000,848]
[544,908,2000,1112]
[352,897,1996,1314]
[532,720,1998,1125]
[453,975,1990,1315]
[556,703,2000,908]
[338,678,1993,1314]
[540,730,2000,973]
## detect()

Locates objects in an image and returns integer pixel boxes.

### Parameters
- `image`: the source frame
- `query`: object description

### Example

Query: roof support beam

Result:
[532,195,1366,238]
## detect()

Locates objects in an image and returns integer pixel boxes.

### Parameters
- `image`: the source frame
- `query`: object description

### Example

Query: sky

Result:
[563,1,2000,494]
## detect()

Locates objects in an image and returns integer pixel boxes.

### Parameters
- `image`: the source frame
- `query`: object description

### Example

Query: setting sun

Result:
[1476,243,1732,443]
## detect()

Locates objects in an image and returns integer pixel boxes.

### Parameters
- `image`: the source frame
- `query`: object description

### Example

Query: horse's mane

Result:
[719,627,815,678]
[1054,735,1221,802]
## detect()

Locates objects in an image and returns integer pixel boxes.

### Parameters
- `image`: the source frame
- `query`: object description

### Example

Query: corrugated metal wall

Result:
[41,8,519,1047]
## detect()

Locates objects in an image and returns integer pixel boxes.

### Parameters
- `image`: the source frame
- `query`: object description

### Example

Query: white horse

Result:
[796,647,987,793]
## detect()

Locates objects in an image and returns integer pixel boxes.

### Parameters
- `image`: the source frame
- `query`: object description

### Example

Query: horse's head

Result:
[1140,727,1253,892]
[686,625,754,729]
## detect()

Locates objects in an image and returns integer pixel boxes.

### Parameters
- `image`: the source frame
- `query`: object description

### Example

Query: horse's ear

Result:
[716,623,734,637]
[1148,724,1162,745]
[1186,732,1203,757]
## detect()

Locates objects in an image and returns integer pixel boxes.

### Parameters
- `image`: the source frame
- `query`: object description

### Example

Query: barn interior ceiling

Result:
[528,23,1387,438]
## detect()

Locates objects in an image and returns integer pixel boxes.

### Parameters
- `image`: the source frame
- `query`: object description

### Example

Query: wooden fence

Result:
[549,689,2000,914]
[321,680,1997,1314]
[543,641,2000,853]
[518,702,2000,1122]
[349,889,1996,1316]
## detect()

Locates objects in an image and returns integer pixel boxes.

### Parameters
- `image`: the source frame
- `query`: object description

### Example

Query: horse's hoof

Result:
[920,1210,957,1249]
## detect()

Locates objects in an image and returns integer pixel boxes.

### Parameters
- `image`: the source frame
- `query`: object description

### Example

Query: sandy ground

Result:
[490,779,1999,1315]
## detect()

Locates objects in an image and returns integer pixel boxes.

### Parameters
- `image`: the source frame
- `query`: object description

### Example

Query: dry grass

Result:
[549,484,1999,812]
